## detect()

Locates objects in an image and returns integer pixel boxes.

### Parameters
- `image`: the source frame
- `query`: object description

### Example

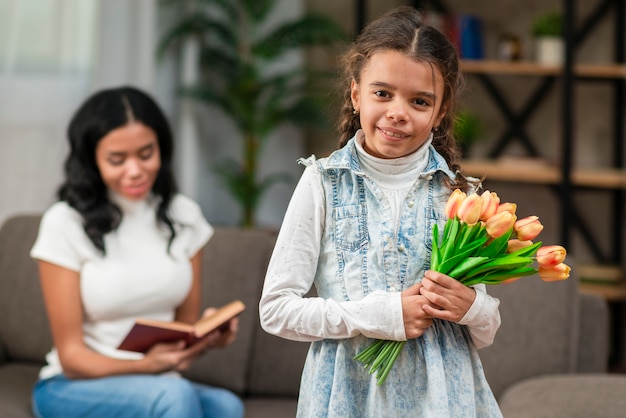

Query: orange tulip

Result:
[457,193,483,225]
[507,239,534,253]
[502,277,522,284]
[536,245,567,267]
[485,211,517,239]
[515,216,544,241]
[479,191,500,221]
[497,202,517,216]
[445,189,466,219]
[538,263,571,282]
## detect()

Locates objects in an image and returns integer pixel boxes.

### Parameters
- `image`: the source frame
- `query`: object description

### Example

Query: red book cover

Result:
[118,300,245,353]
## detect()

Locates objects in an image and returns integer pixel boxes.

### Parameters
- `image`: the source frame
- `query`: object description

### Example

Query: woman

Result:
[30,86,244,418]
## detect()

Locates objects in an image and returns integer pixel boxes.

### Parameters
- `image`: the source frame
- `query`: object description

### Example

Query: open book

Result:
[118,300,246,353]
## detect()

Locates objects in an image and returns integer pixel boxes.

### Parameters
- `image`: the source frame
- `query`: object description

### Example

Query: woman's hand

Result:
[401,282,434,339]
[142,308,240,373]
[200,307,240,348]
[419,270,476,323]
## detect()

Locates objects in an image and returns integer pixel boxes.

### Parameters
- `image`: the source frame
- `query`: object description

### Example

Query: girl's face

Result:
[95,122,161,201]
[351,50,446,159]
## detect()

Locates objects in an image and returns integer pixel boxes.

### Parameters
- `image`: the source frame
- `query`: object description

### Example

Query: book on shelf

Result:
[118,300,246,353]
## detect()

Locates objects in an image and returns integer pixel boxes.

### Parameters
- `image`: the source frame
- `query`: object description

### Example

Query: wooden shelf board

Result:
[578,264,623,282]
[461,159,626,189]
[460,60,626,79]
[579,281,626,302]
[577,264,625,301]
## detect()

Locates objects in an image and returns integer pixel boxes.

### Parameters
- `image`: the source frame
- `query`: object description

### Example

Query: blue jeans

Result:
[32,374,244,418]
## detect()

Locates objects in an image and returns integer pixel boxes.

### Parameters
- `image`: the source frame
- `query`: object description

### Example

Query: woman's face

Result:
[95,122,161,200]
[351,50,446,159]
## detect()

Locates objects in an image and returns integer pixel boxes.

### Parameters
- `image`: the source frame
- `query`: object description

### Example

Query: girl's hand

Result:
[401,282,434,339]
[419,270,476,323]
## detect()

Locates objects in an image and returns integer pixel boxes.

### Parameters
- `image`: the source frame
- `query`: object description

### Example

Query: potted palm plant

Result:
[158,0,346,228]
[531,10,563,65]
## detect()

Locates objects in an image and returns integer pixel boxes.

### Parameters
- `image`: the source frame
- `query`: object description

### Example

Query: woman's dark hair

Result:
[337,6,474,192]
[58,86,178,253]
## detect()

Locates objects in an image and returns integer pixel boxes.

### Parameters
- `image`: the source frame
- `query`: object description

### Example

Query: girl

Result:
[259,7,502,417]
[30,86,244,418]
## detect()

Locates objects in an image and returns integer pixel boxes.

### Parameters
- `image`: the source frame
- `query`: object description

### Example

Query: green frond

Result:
[240,0,276,23]
[213,159,260,209]
[197,0,238,23]
[253,14,347,59]
[179,85,236,120]
[157,12,237,59]
[199,47,239,81]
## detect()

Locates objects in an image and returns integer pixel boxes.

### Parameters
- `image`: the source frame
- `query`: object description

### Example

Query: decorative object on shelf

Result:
[157,0,346,228]
[496,33,522,61]
[458,14,485,60]
[531,10,563,65]
[453,109,483,158]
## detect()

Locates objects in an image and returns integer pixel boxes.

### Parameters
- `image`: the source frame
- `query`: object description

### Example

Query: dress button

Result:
[426,175,433,180]
[408,201,414,208]
[398,244,405,252]
[389,284,396,292]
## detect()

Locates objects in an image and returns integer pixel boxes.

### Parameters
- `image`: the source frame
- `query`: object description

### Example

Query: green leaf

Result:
[440,218,460,262]
[448,256,490,279]
[435,237,487,275]
[463,256,533,279]
[478,229,513,259]
[507,241,542,257]
[431,223,440,270]
[462,266,538,286]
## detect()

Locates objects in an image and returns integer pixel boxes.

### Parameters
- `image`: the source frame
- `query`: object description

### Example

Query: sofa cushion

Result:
[0,215,52,363]
[499,374,626,418]
[243,398,298,418]
[479,272,580,399]
[0,363,42,418]
[247,331,309,397]
[182,227,276,395]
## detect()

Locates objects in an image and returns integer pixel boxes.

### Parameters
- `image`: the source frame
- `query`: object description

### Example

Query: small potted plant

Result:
[453,109,482,158]
[531,11,563,65]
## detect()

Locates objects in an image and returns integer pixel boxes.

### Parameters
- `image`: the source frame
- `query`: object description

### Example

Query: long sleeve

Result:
[259,165,406,343]
[458,284,501,349]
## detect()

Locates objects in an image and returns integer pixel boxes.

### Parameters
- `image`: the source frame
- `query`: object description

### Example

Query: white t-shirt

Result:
[30,193,213,379]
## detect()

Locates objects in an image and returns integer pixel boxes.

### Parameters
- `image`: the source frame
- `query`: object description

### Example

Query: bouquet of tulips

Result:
[354,189,571,384]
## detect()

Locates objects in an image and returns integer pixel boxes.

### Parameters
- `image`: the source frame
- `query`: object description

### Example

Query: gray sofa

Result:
[1,214,625,417]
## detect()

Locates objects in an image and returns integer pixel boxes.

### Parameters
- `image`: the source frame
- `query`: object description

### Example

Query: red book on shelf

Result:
[118,300,245,353]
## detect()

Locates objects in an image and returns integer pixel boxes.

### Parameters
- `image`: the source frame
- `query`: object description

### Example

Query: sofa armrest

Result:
[576,292,609,373]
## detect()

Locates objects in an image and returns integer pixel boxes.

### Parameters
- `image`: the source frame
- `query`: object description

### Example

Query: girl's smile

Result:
[351,50,446,159]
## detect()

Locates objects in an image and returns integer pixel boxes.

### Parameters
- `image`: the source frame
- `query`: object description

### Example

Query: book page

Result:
[193,300,246,337]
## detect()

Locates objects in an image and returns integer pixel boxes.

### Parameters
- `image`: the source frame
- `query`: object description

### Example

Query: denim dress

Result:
[294,138,502,418]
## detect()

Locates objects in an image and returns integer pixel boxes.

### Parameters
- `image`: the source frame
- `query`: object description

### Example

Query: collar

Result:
[323,130,457,182]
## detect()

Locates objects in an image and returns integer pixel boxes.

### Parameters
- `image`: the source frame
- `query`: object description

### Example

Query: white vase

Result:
[535,37,564,65]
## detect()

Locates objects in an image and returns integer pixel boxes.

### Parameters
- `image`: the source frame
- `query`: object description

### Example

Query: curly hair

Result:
[337,6,475,192]
[58,86,178,253]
